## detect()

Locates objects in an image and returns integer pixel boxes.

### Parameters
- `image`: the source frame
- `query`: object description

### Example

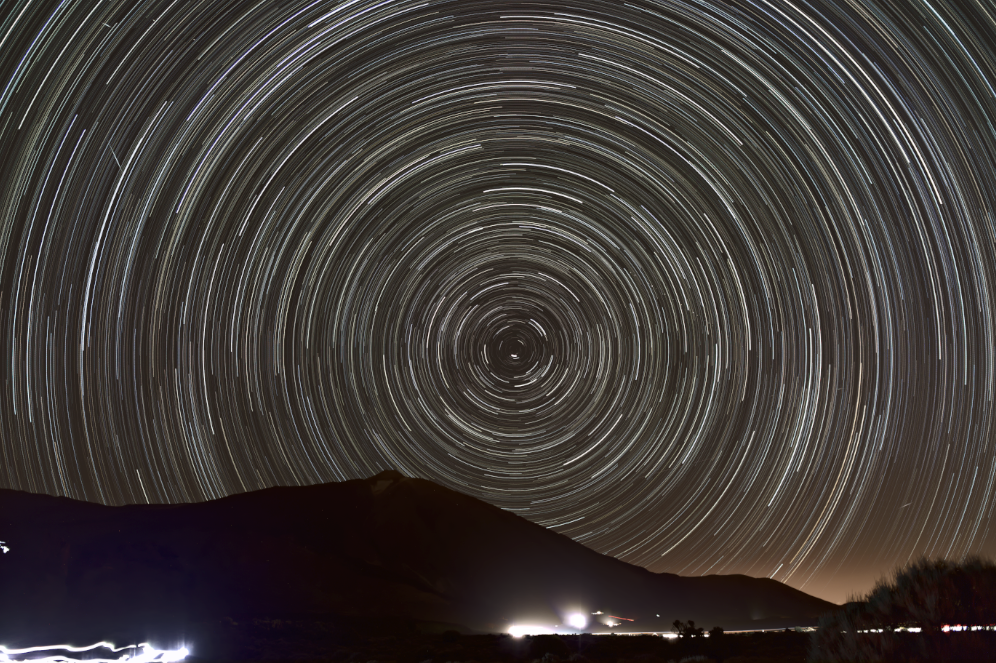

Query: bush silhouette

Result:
[810,555,996,661]
[672,619,706,638]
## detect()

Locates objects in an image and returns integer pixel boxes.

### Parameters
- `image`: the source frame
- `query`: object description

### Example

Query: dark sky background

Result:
[1,0,995,606]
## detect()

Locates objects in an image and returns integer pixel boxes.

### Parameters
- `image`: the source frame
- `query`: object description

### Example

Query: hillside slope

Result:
[0,471,835,656]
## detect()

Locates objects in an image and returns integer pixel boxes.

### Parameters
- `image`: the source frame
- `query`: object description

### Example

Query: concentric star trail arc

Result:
[1,0,995,603]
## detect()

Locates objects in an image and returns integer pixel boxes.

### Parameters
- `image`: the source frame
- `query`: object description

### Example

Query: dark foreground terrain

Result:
[1,471,834,659]
[180,629,816,663]
[181,628,996,663]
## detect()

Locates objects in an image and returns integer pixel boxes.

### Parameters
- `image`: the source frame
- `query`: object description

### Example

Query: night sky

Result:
[1,0,995,605]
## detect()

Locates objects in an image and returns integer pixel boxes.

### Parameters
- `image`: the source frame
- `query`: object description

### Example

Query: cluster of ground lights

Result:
[509,611,648,637]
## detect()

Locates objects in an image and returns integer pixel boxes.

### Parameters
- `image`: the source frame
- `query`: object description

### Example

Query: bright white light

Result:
[0,642,188,663]
[508,625,555,638]
[0,541,8,553]
[567,613,587,630]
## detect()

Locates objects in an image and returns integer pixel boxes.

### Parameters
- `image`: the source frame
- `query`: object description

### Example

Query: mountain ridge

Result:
[0,471,835,658]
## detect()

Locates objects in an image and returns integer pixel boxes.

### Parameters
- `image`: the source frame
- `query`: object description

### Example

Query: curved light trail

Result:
[0,0,995,602]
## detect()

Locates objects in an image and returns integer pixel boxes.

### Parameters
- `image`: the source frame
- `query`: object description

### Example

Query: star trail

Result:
[1,0,995,604]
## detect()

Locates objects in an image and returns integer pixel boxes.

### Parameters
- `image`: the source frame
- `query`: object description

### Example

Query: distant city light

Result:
[856,626,996,634]
[567,613,587,629]
[508,625,554,638]
[0,642,188,663]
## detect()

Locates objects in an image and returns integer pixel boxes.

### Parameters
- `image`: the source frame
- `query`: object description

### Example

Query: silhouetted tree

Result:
[810,555,996,661]
[672,619,705,638]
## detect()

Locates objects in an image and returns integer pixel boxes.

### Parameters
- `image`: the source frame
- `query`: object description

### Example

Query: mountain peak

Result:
[369,469,406,494]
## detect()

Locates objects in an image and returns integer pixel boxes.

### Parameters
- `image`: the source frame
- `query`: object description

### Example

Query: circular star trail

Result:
[1,0,996,603]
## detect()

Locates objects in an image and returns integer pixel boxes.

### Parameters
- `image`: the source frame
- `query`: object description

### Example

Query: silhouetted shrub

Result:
[672,619,705,638]
[809,555,996,661]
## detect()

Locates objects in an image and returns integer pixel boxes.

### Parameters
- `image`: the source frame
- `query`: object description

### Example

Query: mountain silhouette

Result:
[0,471,835,657]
